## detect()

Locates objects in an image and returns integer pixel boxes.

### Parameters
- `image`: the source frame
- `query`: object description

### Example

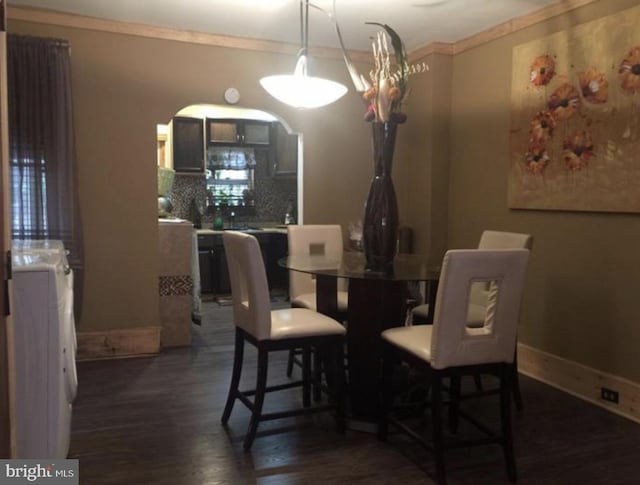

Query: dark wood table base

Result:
[316,274,408,422]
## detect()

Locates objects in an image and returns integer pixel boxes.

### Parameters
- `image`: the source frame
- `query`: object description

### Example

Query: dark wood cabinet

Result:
[213,244,232,294]
[197,234,228,295]
[207,119,271,147]
[270,122,298,177]
[268,232,289,290]
[172,117,205,173]
[198,248,214,294]
[197,232,287,296]
[173,118,297,179]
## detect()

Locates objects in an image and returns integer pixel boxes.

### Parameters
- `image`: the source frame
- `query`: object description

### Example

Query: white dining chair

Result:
[412,230,533,323]
[412,230,533,410]
[220,231,346,450]
[287,224,349,314]
[286,225,349,382]
[379,248,530,484]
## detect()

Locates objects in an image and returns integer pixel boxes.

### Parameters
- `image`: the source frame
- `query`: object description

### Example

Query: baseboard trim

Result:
[77,326,161,361]
[517,343,640,424]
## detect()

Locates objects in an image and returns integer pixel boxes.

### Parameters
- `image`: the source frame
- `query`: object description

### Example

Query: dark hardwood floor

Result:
[70,301,640,484]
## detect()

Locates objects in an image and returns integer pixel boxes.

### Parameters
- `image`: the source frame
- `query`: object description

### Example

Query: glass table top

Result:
[280,251,440,282]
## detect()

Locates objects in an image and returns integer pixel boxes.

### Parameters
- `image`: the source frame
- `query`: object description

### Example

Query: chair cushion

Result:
[412,303,430,319]
[381,325,433,363]
[270,308,346,340]
[291,293,316,310]
[291,290,349,312]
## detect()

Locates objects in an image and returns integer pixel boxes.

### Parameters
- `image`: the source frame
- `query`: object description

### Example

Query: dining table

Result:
[280,250,440,426]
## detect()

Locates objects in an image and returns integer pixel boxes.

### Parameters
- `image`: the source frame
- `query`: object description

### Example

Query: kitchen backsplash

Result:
[169,149,296,227]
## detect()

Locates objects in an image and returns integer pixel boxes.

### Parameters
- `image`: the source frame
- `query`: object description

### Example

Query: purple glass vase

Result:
[363,122,399,273]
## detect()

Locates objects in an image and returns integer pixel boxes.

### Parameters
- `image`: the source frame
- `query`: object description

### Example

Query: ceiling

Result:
[8,0,564,52]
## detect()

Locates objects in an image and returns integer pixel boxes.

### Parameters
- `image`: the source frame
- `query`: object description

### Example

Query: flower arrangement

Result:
[360,24,429,124]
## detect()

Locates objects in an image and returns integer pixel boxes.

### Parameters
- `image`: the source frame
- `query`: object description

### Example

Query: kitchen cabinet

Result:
[213,243,232,294]
[172,117,205,173]
[198,246,214,294]
[197,234,226,294]
[207,119,271,147]
[268,232,289,290]
[197,231,288,296]
[270,122,298,177]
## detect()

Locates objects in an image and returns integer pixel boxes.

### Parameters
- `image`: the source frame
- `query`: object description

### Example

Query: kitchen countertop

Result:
[196,226,288,235]
[159,218,290,235]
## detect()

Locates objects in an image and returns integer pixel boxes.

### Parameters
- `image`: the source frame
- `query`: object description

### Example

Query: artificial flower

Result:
[361,23,428,123]
[579,66,609,104]
[528,110,556,144]
[547,83,581,120]
[530,54,556,87]
[562,130,594,171]
[619,46,640,94]
[524,143,551,174]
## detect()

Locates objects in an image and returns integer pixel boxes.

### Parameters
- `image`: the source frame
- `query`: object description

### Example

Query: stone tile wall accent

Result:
[169,148,296,227]
[159,275,193,297]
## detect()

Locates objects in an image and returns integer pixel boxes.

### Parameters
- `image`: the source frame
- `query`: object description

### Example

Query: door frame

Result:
[0,0,15,458]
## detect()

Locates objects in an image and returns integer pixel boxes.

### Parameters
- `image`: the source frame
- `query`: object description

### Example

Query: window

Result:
[8,34,84,319]
[206,147,256,207]
[10,156,49,238]
[206,169,255,207]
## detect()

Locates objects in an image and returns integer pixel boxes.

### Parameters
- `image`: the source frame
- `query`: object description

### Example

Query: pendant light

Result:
[260,0,348,109]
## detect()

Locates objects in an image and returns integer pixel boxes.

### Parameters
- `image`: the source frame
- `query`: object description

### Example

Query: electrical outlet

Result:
[601,387,619,404]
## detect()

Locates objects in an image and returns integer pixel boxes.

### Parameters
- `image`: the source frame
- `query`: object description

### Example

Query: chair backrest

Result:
[478,230,533,251]
[471,230,533,307]
[287,224,345,299]
[430,249,530,369]
[223,231,272,340]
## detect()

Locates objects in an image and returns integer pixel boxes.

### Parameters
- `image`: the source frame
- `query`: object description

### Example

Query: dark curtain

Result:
[7,35,84,318]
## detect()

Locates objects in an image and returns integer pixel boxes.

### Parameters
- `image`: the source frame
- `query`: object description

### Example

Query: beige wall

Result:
[400,53,452,267]
[8,19,372,333]
[10,0,640,385]
[446,0,640,383]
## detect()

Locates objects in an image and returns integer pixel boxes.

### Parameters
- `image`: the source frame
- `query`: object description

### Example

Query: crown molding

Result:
[450,0,599,55]
[6,6,372,64]
[408,42,455,62]
[8,0,601,63]
[408,0,600,61]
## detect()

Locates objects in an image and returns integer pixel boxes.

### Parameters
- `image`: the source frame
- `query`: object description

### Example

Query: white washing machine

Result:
[12,240,77,458]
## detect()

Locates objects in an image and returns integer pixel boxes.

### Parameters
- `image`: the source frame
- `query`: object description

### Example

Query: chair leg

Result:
[243,347,268,451]
[511,350,524,412]
[448,374,461,434]
[378,343,394,442]
[431,374,447,485]
[286,349,295,377]
[473,373,484,391]
[313,348,323,402]
[302,347,311,408]
[328,340,346,434]
[500,365,518,481]
[221,328,244,425]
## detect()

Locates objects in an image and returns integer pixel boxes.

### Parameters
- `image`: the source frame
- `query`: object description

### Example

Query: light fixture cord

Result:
[308,0,368,92]
[300,0,309,56]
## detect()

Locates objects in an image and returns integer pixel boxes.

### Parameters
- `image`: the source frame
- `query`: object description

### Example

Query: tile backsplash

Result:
[169,148,296,227]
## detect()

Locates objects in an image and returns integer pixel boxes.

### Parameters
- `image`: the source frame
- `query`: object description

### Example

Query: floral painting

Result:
[508,4,640,212]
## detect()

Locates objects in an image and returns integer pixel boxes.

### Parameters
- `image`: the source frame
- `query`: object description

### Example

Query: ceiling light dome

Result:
[260,54,347,109]
[260,0,348,109]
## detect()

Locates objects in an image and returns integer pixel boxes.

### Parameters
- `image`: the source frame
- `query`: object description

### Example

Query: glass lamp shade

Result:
[260,54,348,109]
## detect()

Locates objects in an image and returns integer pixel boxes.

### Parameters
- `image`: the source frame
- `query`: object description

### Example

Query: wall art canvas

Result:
[508,4,640,212]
